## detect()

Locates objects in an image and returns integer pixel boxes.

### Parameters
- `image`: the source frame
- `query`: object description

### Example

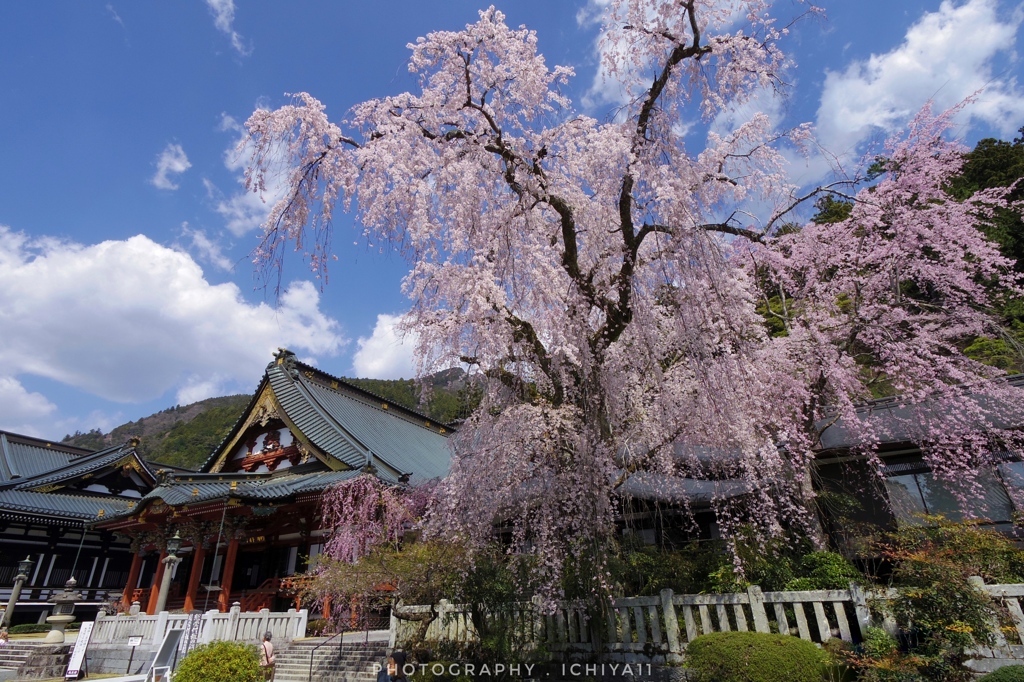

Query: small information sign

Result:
[125,634,144,674]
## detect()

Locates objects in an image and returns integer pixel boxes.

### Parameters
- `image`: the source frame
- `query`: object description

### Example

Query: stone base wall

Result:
[84,644,157,676]
[14,645,70,680]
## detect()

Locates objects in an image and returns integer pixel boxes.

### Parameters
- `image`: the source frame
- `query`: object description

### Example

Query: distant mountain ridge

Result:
[62,369,478,471]
[62,395,252,470]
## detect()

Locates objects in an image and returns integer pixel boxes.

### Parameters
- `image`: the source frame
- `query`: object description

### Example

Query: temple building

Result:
[0,433,158,624]
[95,349,452,615]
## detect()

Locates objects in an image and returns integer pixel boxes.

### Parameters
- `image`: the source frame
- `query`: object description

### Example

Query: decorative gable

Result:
[207,386,326,474]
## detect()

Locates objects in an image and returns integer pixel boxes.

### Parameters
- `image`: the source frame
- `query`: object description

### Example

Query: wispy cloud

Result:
[150,143,191,190]
[180,222,233,271]
[205,0,250,56]
[106,3,125,29]
[207,114,290,236]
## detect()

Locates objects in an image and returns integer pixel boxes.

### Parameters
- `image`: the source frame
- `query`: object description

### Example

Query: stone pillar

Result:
[217,538,239,613]
[154,554,180,614]
[146,550,167,615]
[183,544,206,613]
[122,552,143,611]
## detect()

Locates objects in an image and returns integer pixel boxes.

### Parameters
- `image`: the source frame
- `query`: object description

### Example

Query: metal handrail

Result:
[308,630,345,682]
[306,613,390,681]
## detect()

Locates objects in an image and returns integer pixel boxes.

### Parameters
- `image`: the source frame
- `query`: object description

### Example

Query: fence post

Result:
[201,609,217,643]
[257,608,270,642]
[154,611,169,643]
[530,595,544,644]
[437,599,450,641]
[747,585,770,633]
[660,589,681,656]
[229,602,241,640]
[969,576,1007,652]
[849,582,872,638]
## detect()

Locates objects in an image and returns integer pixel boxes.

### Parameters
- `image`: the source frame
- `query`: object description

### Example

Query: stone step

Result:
[270,641,387,682]
[274,673,378,682]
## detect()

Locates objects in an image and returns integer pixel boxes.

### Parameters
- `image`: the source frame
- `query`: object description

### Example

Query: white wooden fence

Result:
[90,603,308,648]
[394,579,1024,663]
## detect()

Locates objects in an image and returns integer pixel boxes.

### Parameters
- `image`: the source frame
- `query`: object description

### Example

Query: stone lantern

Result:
[1,555,34,627]
[45,577,83,644]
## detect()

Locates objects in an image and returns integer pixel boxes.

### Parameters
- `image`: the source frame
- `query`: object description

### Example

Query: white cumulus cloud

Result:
[0,225,346,406]
[206,0,250,56]
[816,0,1024,160]
[150,143,191,190]
[0,376,58,436]
[351,314,417,380]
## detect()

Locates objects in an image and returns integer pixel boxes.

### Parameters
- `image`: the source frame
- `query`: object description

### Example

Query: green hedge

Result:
[980,666,1024,682]
[174,640,263,682]
[8,622,81,634]
[685,631,827,682]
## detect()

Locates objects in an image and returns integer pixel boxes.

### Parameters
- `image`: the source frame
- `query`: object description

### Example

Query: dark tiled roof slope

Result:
[0,431,92,483]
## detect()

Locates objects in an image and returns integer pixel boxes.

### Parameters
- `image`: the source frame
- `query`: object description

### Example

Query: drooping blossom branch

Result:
[319,475,433,564]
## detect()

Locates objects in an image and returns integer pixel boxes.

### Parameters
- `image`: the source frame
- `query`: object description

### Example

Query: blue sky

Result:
[0,0,1022,438]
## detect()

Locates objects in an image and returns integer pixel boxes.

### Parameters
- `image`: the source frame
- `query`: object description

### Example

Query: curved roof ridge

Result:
[280,350,457,431]
[7,440,150,491]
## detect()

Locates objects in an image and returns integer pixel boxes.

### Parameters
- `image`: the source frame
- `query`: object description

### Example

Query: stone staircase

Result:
[0,642,70,680]
[0,643,35,676]
[272,639,387,682]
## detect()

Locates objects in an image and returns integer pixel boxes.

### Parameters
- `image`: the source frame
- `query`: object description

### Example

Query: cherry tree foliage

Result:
[749,105,1023,502]
[245,1,1023,599]
[319,474,432,563]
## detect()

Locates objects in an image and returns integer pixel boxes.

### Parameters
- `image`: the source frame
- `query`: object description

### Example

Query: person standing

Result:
[260,631,275,681]
[377,651,408,682]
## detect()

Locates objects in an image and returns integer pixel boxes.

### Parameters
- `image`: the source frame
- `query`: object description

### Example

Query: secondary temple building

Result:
[0,433,158,623]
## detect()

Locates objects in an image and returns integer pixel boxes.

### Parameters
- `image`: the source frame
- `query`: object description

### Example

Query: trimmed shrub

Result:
[685,631,827,682]
[174,640,263,682]
[785,552,862,591]
[305,618,330,636]
[980,666,1024,682]
[8,622,82,634]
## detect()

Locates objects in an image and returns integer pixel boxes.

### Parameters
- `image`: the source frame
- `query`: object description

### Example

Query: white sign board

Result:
[127,635,143,647]
[65,620,95,679]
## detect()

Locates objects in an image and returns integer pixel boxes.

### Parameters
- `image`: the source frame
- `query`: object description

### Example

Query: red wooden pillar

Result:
[183,544,206,613]
[146,550,167,614]
[217,538,239,612]
[122,552,143,611]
